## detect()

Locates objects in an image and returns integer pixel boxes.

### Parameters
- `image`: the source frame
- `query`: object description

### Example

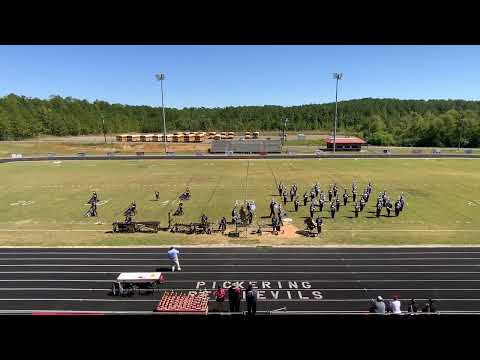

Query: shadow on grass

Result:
[296,230,317,237]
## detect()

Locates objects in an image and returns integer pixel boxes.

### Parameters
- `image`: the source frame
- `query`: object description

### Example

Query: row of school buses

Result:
[116,131,260,143]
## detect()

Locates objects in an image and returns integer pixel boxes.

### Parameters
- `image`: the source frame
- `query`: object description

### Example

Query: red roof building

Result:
[325,136,366,151]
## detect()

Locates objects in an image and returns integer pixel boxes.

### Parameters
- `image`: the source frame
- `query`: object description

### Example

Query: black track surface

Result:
[1,247,480,314]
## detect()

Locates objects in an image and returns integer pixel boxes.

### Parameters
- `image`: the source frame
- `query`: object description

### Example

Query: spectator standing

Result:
[371,296,386,314]
[422,299,438,313]
[214,285,226,312]
[245,284,257,316]
[391,295,402,314]
[228,284,241,313]
[407,299,418,313]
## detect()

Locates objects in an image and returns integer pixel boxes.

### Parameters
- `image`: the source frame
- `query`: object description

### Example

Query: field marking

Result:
[0,230,108,232]
[0,229,479,232]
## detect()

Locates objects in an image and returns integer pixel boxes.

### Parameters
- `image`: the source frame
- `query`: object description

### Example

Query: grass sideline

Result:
[0,158,479,246]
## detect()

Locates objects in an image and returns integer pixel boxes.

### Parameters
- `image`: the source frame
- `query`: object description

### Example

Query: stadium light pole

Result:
[333,73,343,153]
[155,73,167,153]
[458,117,465,150]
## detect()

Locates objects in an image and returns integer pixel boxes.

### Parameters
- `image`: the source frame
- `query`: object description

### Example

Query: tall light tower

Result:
[155,73,167,153]
[332,73,343,153]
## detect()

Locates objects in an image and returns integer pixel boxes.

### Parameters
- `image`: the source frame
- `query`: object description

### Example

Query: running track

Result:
[0,247,480,314]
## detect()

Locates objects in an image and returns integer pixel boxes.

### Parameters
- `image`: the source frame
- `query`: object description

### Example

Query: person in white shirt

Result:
[391,295,402,314]
[167,247,181,272]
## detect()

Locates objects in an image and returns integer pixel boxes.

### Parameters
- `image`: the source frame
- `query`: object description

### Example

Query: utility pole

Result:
[458,118,465,150]
[155,73,167,153]
[100,112,107,144]
[282,117,288,146]
[333,73,343,153]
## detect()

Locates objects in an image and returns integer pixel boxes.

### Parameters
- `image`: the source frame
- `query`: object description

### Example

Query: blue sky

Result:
[1,45,480,108]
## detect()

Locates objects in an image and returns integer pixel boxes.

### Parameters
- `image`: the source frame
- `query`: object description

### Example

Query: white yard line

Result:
[0,229,479,232]
[0,229,107,232]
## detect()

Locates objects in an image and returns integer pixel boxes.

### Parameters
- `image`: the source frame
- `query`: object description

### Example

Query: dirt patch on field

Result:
[260,224,300,238]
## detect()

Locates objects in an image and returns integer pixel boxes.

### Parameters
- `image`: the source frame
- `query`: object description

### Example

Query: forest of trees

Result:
[1,93,480,147]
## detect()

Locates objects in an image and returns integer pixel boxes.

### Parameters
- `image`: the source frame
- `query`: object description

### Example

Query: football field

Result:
[0,158,479,246]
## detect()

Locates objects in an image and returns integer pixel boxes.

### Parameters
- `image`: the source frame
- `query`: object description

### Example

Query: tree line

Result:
[1,93,479,147]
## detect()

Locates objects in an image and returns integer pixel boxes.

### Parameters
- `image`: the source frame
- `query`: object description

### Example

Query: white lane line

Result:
[0,288,479,292]
[1,264,480,267]
[1,310,478,314]
[2,279,480,283]
[2,257,480,261]
[3,271,480,274]
[1,252,480,255]
[0,298,479,302]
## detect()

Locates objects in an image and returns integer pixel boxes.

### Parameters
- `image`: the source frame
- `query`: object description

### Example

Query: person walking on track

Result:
[167,246,181,272]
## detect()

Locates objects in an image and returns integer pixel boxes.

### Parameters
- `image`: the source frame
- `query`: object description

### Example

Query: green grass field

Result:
[0,158,479,246]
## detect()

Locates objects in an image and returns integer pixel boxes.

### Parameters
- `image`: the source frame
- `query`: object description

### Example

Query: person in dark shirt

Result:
[354,202,360,218]
[315,216,323,235]
[376,202,382,218]
[294,198,300,212]
[407,299,418,313]
[319,198,325,212]
[245,284,257,316]
[330,203,336,219]
[343,190,349,206]
[303,192,308,206]
[228,284,241,313]
[422,299,438,313]
[272,216,278,234]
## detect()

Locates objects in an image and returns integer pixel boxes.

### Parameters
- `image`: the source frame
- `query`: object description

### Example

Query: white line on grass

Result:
[0,229,479,232]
